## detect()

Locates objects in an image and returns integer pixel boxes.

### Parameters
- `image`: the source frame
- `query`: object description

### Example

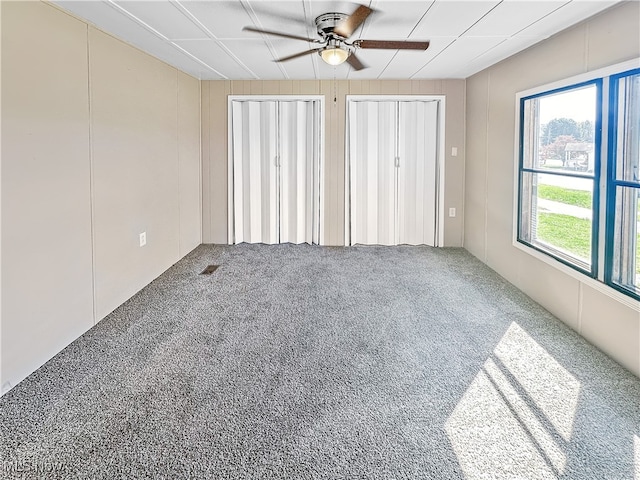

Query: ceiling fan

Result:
[243,5,430,71]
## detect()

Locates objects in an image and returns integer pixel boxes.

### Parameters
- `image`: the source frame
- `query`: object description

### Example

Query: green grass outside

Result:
[537,185,592,209]
[538,212,640,275]
[537,213,591,261]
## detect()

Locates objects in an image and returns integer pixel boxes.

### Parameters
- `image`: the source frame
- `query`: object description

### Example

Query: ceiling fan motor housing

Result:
[315,12,349,39]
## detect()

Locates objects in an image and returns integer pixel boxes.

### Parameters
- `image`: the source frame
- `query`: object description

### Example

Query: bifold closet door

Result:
[348,101,397,245]
[279,101,320,245]
[397,101,438,246]
[230,99,320,245]
[231,100,278,244]
[348,99,438,246]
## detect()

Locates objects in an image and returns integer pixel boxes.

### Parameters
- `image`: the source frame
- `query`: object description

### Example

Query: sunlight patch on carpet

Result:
[445,322,581,479]
[494,322,580,441]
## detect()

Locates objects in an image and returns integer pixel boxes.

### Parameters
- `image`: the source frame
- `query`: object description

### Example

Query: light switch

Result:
[451,147,458,157]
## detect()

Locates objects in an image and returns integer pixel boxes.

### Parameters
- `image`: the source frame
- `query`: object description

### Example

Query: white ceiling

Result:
[53,0,621,80]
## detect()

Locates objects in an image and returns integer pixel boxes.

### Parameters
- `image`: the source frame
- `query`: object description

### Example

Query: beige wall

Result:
[89,29,201,319]
[1,1,94,395]
[201,79,466,246]
[464,2,640,376]
[1,2,201,393]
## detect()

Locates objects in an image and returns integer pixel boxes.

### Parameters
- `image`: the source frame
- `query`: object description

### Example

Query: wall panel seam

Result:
[177,71,182,256]
[87,26,98,325]
[0,0,3,383]
[199,79,203,245]
[204,81,212,243]
[483,73,490,263]
[583,23,589,72]
[208,82,215,242]
[461,80,467,247]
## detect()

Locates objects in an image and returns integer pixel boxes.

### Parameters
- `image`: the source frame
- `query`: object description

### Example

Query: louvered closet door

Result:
[279,101,319,245]
[397,101,438,246]
[231,100,278,244]
[349,101,397,245]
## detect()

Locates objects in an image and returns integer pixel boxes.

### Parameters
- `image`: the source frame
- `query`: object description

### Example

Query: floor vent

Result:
[200,265,220,275]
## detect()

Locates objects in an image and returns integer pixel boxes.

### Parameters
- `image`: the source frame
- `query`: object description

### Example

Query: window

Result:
[607,69,640,297]
[516,60,640,302]
[518,81,601,275]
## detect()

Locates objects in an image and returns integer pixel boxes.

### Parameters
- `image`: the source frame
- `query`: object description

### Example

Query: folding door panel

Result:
[279,101,319,245]
[348,101,397,245]
[397,101,438,246]
[231,100,278,244]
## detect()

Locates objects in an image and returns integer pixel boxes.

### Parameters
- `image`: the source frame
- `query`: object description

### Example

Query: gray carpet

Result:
[1,244,638,479]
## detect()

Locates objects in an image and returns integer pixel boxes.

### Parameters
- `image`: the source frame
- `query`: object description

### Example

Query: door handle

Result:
[395,157,400,168]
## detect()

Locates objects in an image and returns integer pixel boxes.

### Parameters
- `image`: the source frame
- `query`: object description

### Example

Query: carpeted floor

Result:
[1,244,639,479]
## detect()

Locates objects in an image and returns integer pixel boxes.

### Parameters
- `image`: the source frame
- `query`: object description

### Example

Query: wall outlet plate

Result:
[449,207,456,217]
[139,232,147,247]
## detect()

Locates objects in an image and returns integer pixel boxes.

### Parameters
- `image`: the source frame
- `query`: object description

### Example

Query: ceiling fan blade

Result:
[346,53,366,71]
[243,26,319,43]
[333,5,373,39]
[275,48,321,63]
[356,40,430,50]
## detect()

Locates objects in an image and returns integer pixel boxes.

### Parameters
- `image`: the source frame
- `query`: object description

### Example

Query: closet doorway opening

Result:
[345,96,445,247]
[228,96,324,245]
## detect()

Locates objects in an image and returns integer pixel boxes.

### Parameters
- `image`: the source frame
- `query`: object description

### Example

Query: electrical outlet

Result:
[139,232,147,247]
[449,208,456,217]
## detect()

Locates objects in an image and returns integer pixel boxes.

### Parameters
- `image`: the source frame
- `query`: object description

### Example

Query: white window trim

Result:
[513,58,640,312]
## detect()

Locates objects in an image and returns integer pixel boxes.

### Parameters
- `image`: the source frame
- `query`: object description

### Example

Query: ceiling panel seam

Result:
[172,0,219,39]
[174,0,259,79]
[301,0,319,78]
[511,0,572,38]
[242,0,291,79]
[406,0,436,39]
[457,0,504,38]
[409,0,506,79]
[409,38,456,79]
[217,42,261,80]
[105,0,227,79]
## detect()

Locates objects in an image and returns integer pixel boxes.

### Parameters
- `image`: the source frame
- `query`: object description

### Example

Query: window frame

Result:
[516,79,602,277]
[604,67,640,300]
[513,58,640,310]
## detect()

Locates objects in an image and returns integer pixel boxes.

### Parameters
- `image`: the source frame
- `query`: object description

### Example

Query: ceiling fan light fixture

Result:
[246,4,428,71]
[320,46,349,66]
